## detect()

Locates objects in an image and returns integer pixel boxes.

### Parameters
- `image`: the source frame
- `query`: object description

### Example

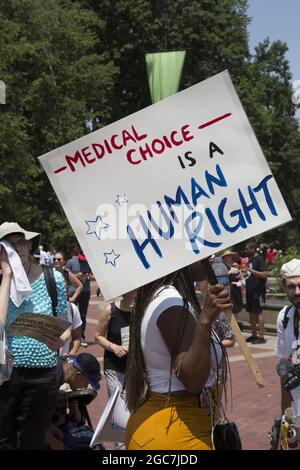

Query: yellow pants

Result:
[126,392,212,450]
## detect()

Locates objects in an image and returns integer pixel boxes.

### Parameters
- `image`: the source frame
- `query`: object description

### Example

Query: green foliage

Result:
[0,0,118,248]
[237,38,300,249]
[272,247,300,277]
[90,0,250,120]
[0,0,299,252]
[93,0,300,249]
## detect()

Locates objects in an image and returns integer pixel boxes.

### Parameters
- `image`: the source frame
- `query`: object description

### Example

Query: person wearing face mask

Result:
[0,222,68,450]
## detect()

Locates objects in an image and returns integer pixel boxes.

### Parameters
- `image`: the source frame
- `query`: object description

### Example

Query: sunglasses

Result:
[54,257,63,261]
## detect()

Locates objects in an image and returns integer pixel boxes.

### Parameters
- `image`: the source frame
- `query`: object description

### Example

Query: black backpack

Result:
[282,304,299,340]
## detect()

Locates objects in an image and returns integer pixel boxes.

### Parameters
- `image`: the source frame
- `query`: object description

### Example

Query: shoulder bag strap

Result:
[43,265,58,316]
[282,304,294,331]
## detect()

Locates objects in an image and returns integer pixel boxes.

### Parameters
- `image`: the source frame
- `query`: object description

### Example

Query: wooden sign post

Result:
[226,311,266,387]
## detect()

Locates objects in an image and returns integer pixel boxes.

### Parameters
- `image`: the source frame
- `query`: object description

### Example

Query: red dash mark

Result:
[54,166,67,174]
[198,113,232,130]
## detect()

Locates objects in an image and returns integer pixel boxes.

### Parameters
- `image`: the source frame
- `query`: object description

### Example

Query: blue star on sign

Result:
[85,215,109,240]
[104,249,120,267]
[115,194,128,206]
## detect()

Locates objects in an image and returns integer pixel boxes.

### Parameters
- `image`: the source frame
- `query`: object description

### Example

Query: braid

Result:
[174,267,201,316]
[125,271,180,412]
[124,265,229,413]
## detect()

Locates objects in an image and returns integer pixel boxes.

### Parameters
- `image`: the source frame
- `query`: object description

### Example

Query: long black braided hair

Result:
[124,265,229,413]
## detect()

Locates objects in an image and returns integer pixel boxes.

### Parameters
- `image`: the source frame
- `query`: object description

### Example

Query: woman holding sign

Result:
[0,222,68,450]
[124,261,231,450]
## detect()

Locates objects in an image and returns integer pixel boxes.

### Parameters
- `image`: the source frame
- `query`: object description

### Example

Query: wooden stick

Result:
[226,311,266,388]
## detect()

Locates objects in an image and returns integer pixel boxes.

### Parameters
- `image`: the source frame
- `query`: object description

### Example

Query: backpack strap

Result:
[43,265,58,316]
[282,304,294,330]
[295,310,300,341]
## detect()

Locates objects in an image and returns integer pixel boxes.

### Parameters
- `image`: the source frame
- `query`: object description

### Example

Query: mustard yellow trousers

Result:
[125,392,212,450]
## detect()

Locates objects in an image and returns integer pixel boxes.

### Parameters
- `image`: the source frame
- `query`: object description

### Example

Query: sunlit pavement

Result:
[83,285,280,450]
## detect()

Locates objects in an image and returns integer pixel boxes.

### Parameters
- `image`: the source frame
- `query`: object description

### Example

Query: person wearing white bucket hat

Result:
[276,259,300,415]
[0,222,40,252]
[0,221,68,449]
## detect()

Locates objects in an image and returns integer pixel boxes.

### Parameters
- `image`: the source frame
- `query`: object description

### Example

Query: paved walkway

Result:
[82,287,280,450]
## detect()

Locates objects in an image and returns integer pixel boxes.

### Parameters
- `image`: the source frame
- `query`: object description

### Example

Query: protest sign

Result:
[39,70,291,301]
[120,326,130,350]
[8,313,71,351]
[90,386,130,446]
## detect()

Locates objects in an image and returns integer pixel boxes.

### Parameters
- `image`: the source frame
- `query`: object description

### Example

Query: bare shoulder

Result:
[157,305,191,326]
[99,302,112,319]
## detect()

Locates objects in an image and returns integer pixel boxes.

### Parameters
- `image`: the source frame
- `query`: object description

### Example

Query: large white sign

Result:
[39,71,291,300]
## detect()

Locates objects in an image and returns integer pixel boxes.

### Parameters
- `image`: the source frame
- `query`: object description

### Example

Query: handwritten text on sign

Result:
[39,71,291,300]
[54,113,232,173]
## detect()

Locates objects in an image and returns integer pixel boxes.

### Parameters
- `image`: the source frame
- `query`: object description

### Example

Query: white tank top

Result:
[141,286,222,393]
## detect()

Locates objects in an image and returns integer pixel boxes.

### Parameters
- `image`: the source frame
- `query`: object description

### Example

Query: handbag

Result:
[208,388,242,450]
[213,419,242,450]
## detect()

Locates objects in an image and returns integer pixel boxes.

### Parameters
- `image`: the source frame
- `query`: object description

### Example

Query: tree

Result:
[1,0,299,252]
[88,0,250,120]
[237,39,300,249]
[0,0,118,251]
[92,0,300,249]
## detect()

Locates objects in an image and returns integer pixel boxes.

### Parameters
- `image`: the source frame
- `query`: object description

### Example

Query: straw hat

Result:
[0,222,41,252]
[220,248,239,262]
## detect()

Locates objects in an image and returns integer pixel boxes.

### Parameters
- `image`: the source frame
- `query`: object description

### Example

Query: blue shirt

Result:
[6,270,67,368]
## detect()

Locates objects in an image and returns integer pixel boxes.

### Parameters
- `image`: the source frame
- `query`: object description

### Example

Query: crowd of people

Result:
[1,220,299,451]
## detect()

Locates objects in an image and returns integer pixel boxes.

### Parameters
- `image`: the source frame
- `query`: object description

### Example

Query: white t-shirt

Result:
[46,251,54,265]
[276,304,300,415]
[39,250,48,265]
[141,286,222,393]
[276,305,300,360]
[60,302,82,355]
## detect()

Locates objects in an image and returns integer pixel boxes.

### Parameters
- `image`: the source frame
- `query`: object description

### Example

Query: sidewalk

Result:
[227,334,279,450]
[82,287,280,450]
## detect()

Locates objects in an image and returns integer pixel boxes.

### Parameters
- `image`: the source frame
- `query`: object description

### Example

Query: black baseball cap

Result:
[70,353,101,390]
